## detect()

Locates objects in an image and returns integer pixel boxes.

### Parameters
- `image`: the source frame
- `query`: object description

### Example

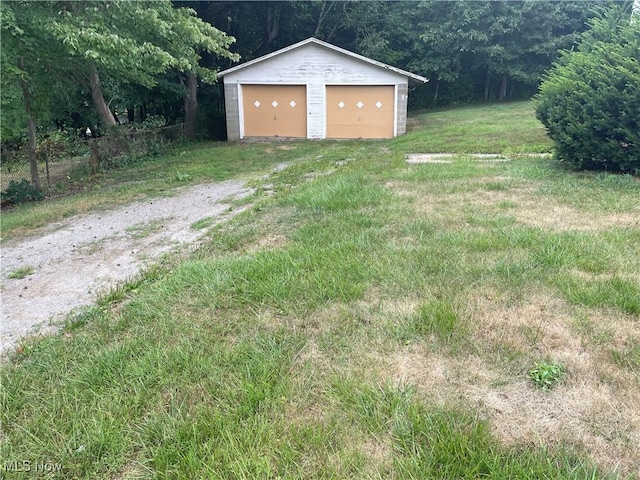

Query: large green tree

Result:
[2,0,239,147]
[1,2,69,190]
[320,0,600,105]
[44,1,238,137]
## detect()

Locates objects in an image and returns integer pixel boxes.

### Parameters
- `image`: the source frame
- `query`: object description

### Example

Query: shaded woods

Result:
[0,0,621,193]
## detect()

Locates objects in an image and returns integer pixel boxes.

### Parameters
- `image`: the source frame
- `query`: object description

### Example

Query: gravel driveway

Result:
[1,180,252,354]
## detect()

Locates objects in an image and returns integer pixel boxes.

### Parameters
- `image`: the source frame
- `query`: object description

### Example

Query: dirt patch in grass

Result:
[246,233,289,253]
[356,291,421,322]
[112,461,151,480]
[515,202,640,232]
[570,268,640,285]
[358,437,393,475]
[479,189,637,232]
[264,145,297,154]
[286,340,334,428]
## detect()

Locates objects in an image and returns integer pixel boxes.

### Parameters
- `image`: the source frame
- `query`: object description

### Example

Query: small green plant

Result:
[125,219,165,239]
[7,266,34,279]
[529,361,566,390]
[191,216,215,230]
[140,114,167,129]
[1,180,44,205]
[174,171,192,182]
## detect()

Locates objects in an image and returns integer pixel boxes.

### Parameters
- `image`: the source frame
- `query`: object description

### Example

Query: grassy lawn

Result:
[2,101,639,478]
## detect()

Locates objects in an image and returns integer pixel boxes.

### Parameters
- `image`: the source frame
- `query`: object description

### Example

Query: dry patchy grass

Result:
[246,232,289,253]
[375,167,640,475]
[380,294,640,475]
[322,293,638,471]
[392,177,640,233]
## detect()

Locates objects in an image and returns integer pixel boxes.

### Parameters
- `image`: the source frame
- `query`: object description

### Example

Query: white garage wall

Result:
[223,43,409,140]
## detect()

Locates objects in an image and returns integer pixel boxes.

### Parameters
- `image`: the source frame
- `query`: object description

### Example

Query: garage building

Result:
[218,38,428,140]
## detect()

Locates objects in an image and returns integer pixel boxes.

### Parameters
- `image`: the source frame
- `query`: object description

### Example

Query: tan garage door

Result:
[242,85,307,138]
[326,85,395,139]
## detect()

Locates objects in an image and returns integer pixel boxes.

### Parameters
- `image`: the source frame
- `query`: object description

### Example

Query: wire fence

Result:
[1,123,189,196]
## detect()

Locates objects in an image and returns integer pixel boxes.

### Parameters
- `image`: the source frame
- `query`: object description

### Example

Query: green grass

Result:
[2,101,639,479]
[125,219,166,239]
[396,102,553,154]
[6,266,34,279]
[392,298,466,347]
[190,216,216,230]
[556,275,640,315]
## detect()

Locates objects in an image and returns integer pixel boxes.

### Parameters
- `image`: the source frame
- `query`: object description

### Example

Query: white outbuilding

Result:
[218,37,428,140]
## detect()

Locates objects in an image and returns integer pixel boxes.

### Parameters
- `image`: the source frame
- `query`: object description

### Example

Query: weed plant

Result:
[529,361,566,390]
[6,266,34,279]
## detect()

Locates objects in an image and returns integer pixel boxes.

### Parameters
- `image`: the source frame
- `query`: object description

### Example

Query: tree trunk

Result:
[325,2,346,43]
[17,57,41,191]
[499,74,508,101]
[484,69,491,102]
[314,1,327,38]
[183,71,198,140]
[433,80,440,103]
[89,140,101,175]
[314,1,338,39]
[88,62,116,126]
[253,4,281,56]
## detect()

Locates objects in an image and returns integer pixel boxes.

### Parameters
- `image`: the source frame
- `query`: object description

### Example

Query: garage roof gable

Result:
[218,37,428,84]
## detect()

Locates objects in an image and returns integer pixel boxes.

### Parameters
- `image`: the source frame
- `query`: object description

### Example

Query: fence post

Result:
[89,139,101,175]
[44,149,51,193]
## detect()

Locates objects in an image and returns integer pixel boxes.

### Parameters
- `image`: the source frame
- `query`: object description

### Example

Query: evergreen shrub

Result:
[535,7,640,173]
[1,179,44,205]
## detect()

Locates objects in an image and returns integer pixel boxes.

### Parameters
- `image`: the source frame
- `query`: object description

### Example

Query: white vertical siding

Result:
[222,43,412,139]
[307,82,325,139]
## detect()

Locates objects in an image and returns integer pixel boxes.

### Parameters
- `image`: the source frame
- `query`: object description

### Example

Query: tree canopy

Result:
[1,0,611,146]
[1,0,238,138]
